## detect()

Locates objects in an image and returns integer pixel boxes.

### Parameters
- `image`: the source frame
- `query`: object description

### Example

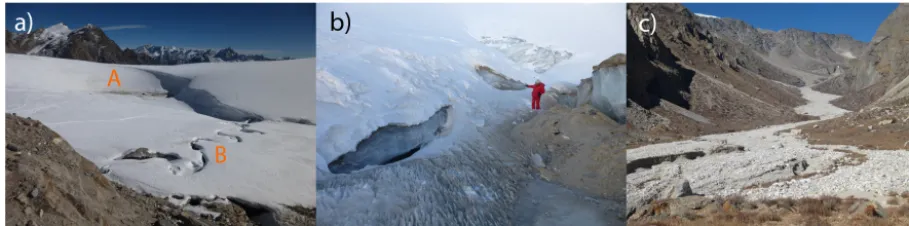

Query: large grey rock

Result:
[708,144,746,155]
[790,159,809,176]
[674,180,695,198]
[531,153,545,168]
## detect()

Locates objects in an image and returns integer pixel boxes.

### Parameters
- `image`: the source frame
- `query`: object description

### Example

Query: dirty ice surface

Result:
[315,10,542,172]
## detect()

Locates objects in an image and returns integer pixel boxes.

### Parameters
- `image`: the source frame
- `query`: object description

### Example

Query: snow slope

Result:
[695,13,721,19]
[133,58,316,120]
[479,36,574,74]
[460,4,627,83]
[6,54,316,207]
[314,5,550,172]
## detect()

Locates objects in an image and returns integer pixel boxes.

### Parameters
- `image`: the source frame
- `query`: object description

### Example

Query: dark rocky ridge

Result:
[6,24,156,65]
[6,23,290,65]
[699,16,866,76]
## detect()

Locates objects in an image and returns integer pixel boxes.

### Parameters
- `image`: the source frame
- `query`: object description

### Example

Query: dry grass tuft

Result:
[798,215,832,226]
[888,197,900,205]
[796,198,837,216]
[762,197,796,211]
[893,205,909,217]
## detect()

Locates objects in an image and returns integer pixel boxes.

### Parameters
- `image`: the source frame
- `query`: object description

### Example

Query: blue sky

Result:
[684,3,898,42]
[6,3,315,58]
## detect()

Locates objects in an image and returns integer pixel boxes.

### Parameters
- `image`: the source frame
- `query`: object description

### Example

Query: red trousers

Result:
[531,93,541,110]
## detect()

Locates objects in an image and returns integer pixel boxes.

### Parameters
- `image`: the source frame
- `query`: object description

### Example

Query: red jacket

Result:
[527,83,546,96]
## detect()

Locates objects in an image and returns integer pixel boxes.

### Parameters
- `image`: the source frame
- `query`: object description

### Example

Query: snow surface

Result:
[6,54,316,207]
[314,4,626,173]
[41,23,72,40]
[133,59,316,120]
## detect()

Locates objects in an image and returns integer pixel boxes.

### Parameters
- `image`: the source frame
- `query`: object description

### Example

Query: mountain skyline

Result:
[5,3,316,58]
[684,3,898,42]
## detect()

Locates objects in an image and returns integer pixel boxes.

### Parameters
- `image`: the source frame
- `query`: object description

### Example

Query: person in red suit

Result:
[526,79,545,110]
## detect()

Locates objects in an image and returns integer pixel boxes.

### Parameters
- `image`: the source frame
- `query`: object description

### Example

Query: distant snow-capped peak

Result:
[41,23,72,40]
[479,35,574,74]
[135,45,279,64]
[25,23,77,55]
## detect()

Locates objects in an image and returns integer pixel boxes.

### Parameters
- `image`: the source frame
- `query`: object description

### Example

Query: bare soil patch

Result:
[799,105,909,150]
[629,195,909,226]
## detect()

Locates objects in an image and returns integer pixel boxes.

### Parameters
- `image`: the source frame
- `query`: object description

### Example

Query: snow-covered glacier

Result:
[6,54,316,207]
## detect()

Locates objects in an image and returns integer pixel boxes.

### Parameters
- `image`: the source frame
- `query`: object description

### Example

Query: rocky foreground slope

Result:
[5,114,315,226]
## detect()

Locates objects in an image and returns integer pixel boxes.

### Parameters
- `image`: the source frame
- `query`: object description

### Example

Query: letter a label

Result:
[108,69,121,87]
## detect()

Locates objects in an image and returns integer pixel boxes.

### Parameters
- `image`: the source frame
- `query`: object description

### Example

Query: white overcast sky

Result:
[318,3,627,59]
[454,4,627,58]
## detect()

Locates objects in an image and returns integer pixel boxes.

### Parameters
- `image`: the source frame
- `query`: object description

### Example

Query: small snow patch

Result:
[838,50,857,59]
[694,13,720,19]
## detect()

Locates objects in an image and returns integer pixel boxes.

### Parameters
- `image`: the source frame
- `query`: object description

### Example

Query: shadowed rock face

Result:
[328,106,452,174]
